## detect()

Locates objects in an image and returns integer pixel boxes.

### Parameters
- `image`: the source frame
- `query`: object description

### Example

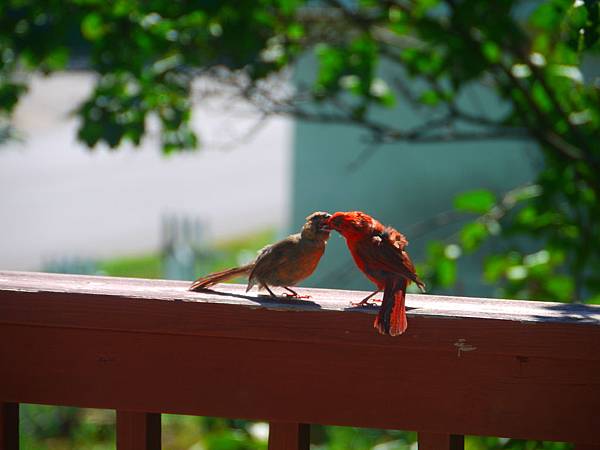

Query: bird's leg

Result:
[283,286,299,297]
[351,289,381,306]
[283,286,311,299]
[264,285,278,298]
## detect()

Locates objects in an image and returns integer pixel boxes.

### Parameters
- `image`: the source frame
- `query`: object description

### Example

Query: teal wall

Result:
[289,64,539,297]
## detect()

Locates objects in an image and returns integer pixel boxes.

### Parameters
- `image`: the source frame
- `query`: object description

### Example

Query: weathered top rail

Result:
[1,271,599,445]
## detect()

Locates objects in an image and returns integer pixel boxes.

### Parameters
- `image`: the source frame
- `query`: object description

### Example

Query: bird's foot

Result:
[350,298,381,307]
[283,293,311,299]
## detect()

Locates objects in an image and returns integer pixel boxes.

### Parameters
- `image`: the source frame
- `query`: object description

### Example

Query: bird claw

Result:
[283,293,311,299]
[350,298,381,307]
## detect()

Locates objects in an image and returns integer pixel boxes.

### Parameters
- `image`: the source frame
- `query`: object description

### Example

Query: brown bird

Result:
[189,212,332,297]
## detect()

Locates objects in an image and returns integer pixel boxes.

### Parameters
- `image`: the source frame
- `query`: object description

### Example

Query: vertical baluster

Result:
[268,422,310,450]
[116,411,161,450]
[0,402,19,450]
[418,432,464,450]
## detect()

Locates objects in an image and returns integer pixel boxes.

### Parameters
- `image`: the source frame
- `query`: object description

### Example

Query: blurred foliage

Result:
[312,426,416,450]
[420,179,598,302]
[1,0,598,302]
[21,405,113,450]
[20,405,271,450]
[0,0,304,152]
[99,253,163,279]
[21,404,574,450]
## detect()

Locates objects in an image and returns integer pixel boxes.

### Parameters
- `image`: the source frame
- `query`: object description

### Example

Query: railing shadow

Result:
[533,302,600,324]
[193,287,419,313]
[191,287,324,309]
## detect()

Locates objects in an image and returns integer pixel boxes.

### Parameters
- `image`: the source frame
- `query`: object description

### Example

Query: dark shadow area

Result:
[533,302,600,324]
[342,303,418,313]
[189,287,323,309]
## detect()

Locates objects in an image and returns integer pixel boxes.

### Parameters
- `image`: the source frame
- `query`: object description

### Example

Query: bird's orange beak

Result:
[320,215,333,231]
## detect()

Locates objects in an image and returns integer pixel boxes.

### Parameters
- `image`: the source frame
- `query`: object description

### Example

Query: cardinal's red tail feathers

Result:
[189,264,253,291]
[374,279,408,336]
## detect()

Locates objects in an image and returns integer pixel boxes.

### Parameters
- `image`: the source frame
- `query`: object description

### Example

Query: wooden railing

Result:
[1,271,599,450]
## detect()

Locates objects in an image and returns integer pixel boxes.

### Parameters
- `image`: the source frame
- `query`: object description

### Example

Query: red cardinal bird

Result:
[326,211,425,336]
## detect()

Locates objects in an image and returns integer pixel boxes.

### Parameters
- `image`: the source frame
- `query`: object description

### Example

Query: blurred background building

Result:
[0,72,291,272]
[290,62,540,296]
[0,68,540,298]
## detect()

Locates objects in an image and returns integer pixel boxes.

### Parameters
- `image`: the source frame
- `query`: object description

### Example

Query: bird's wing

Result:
[383,226,409,249]
[248,234,299,281]
[354,234,425,290]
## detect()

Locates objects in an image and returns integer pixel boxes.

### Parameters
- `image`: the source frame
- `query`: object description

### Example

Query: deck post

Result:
[0,402,19,450]
[418,432,464,450]
[268,422,310,450]
[116,411,161,450]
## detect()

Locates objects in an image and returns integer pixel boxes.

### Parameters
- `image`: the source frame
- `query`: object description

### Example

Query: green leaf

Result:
[377,90,396,107]
[419,90,440,105]
[567,2,589,29]
[45,47,70,70]
[460,222,488,251]
[81,13,105,41]
[315,44,345,92]
[515,206,537,226]
[482,41,501,63]
[530,2,564,30]
[437,258,456,287]
[544,275,574,301]
[0,82,28,113]
[424,241,457,288]
[454,189,496,214]
[484,254,508,283]
[287,23,303,40]
[278,0,302,16]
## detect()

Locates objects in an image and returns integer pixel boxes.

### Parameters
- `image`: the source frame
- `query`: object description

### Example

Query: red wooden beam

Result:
[575,444,600,450]
[1,271,600,444]
[418,432,464,450]
[268,423,310,450]
[0,402,19,450]
[116,411,161,450]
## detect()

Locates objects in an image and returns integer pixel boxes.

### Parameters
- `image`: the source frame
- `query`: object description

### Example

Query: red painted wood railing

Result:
[1,271,599,450]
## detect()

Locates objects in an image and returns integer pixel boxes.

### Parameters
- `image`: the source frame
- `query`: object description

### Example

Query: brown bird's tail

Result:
[189,264,253,291]
[374,279,408,336]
